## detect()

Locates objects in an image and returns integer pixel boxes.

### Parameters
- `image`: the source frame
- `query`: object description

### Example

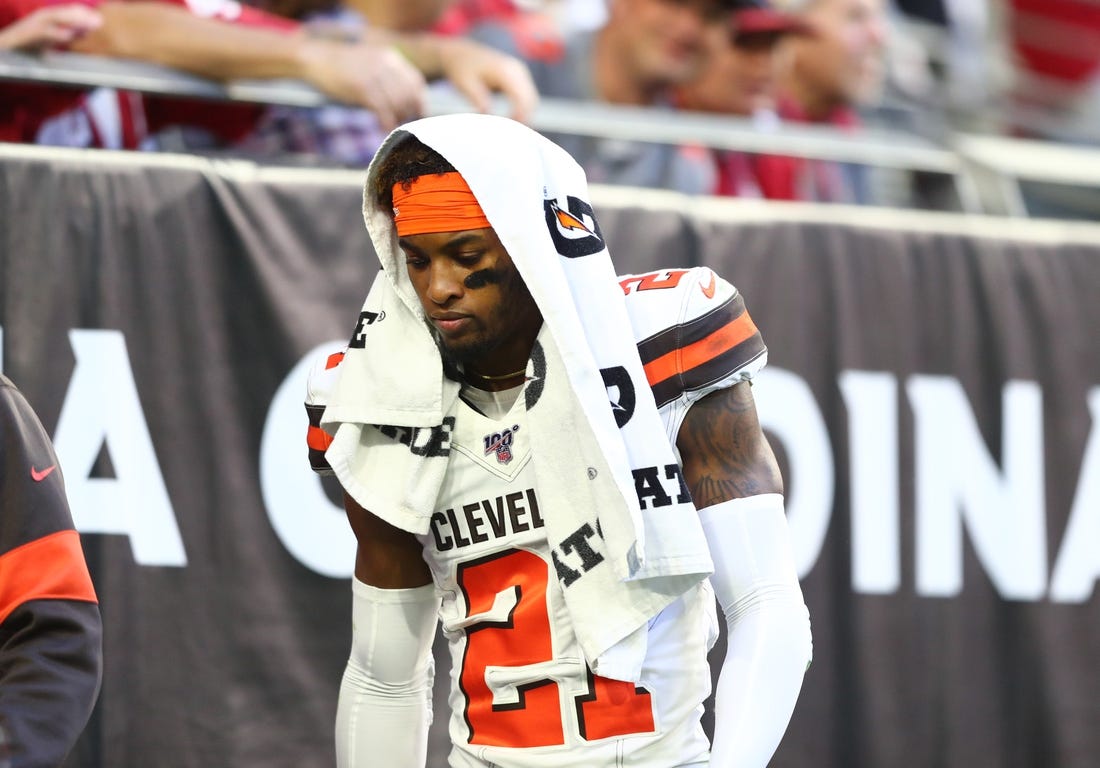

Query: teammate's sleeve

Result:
[305,348,346,476]
[699,494,812,768]
[0,377,102,768]
[336,578,439,768]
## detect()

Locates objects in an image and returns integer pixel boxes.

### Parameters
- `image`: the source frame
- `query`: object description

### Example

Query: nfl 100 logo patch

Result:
[483,425,520,464]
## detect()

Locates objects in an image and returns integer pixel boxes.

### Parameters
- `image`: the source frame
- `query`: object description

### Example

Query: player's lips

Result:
[430,312,472,334]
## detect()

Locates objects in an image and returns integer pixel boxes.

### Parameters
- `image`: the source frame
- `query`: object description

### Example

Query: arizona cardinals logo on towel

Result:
[544,196,604,258]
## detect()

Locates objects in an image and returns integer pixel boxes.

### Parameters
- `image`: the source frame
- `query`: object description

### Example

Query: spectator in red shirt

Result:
[0,0,408,145]
[0,0,536,150]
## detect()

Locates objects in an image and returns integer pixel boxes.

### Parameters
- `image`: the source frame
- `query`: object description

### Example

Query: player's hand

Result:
[299,37,427,130]
[435,37,538,124]
[0,4,102,51]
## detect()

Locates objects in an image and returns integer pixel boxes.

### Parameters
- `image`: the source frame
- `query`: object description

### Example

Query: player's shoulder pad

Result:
[305,348,346,476]
[619,267,765,408]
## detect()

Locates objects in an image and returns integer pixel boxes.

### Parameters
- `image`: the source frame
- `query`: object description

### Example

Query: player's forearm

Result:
[365,28,449,79]
[700,494,812,768]
[710,599,811,767]
[71,2,311,83]
[336,578,439,768]
[336,660,433,768]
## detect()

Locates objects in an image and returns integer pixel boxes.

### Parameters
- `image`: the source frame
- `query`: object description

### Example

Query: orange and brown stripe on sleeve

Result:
[637,293,766,407]
[0,530,97,626]
[307,424,333,452]
[305,403,335,475]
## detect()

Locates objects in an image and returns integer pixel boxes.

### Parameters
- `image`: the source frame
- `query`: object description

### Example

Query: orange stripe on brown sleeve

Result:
[0,530,97,626]
[643,311,759,387]
[307,425,334,451]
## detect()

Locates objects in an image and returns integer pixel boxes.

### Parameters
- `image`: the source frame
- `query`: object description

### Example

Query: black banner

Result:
[1,147,1098,767]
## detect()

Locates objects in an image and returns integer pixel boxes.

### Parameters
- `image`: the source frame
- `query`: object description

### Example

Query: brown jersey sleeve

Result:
[0,375,102,767]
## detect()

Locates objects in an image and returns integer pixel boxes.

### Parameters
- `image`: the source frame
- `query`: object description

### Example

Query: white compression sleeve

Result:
[699,494,813,768]
[335,578,440,768]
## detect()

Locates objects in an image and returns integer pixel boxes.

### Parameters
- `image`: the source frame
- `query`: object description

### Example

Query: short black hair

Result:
[371,132,457,213]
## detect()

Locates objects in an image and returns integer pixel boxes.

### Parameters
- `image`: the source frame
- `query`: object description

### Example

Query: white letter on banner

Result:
[260,343,355,578]
[840,371,900,594]
[54,330,186,566]
[908,377,1046,599]
[1050,387,1100,602]
[753,367,834,579]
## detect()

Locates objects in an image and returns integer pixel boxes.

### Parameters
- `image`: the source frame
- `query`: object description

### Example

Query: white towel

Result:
[322,114,713,682]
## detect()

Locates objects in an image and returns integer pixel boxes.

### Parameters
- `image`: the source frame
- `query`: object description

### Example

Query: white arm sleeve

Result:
[699,494,813,768]
[336,577,441,768]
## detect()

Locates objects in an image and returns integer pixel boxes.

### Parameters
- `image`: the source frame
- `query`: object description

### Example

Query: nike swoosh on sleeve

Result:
[700,272,716,299]
[31,465,57,482]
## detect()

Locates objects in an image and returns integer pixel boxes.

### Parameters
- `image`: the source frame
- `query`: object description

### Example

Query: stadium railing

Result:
[2,49,1098,218]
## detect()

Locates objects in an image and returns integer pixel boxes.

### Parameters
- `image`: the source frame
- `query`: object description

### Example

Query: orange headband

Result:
[392,172,491,236]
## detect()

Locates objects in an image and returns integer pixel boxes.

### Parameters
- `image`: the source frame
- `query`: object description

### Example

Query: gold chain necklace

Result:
[468,367,526,382]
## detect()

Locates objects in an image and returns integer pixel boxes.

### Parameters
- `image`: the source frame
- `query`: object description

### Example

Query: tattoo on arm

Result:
[677,382,783,508]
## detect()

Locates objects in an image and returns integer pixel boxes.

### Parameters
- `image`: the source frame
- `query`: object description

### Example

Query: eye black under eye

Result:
[464,268,503,289]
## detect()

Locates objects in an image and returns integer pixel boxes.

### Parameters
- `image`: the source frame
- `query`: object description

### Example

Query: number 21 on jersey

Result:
[457,549,656,747]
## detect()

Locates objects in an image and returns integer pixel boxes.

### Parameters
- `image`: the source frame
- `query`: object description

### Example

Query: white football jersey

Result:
[308,267,767,767]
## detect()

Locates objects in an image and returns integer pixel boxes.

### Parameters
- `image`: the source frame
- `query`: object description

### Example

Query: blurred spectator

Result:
[0,0,535,155]
[470,0,739,193]
[771,0,887,202]
[0,3,100,49]
[676,2,808,197]
[0,0,416,146]
[237,0,537,165]
[681,5,803,119]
